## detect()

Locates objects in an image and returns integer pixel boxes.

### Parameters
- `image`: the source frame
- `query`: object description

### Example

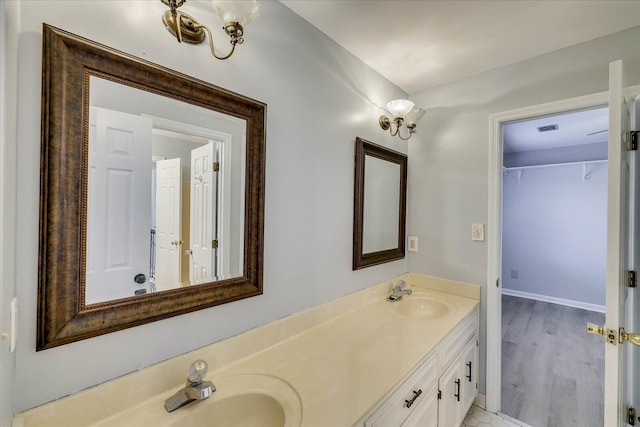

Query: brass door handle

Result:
[171,240,183,246]
[620,327,640,346]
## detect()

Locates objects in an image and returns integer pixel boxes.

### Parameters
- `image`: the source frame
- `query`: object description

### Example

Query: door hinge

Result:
[629,407,636,425]
[213,161,220,172]
[212,239,218,249]
[496,278,500,288]
[629,270,637,288]
[628,131,639,151]
[437,389,442,400]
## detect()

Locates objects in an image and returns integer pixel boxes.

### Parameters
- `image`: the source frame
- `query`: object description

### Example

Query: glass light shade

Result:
[387,99,414,119]
[210,0,260,27]
[405,107,426,126]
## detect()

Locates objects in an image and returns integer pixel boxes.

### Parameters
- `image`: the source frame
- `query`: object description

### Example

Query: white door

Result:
[603,59,640,427]
[628,94,640,427]
[155,157,182,291]
[189,142,218,285]
[86,107,152,304]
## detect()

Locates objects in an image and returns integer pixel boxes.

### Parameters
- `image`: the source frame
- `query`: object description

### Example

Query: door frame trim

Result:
[486,90,610,413]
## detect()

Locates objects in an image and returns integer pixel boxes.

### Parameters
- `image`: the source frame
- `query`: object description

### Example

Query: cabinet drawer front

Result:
[364,353,438,427]
[437,306,478,372]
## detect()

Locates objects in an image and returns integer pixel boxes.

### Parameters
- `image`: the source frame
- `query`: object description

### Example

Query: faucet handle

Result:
[395,280,407,290]
[187,360,208,384]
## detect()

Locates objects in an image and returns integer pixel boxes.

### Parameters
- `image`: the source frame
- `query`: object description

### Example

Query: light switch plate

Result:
[408,236,418,252]
[10,297,17,353]
[471,224,485,241]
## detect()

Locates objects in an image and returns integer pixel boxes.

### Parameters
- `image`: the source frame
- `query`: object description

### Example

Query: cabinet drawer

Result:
[437,306,478,372]
[364,353,438,427]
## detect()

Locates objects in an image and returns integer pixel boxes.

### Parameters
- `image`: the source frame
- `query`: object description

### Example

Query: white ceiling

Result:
[280,1,640,94]
[503,107,609,153]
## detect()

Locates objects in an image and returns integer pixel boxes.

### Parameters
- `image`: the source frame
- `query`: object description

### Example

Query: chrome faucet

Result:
[386,280,412,302]
[164,360,216,412]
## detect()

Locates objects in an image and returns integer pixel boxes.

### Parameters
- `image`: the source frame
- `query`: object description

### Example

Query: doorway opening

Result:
[499,107,608,426]
[484,90,611,418]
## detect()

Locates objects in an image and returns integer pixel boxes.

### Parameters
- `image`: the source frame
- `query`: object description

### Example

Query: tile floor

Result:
[461,405,532,427]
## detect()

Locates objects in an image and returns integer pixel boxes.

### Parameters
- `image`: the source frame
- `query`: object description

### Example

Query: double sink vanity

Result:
[14,273,479,427]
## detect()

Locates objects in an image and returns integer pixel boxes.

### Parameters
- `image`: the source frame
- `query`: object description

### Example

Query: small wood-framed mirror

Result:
[353,137,407,270]
[37,25,266,350]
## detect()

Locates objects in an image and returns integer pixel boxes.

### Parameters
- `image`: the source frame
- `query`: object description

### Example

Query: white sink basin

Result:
[396,296,453,319]
[167,392,285,427]
[92,374,302,427]
[166,374,302,427]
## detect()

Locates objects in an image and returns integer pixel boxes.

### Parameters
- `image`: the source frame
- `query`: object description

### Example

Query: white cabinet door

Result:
[438,336,478,427]
[460,338,478,415]
[402,382,439,427]
[438,356,462,427]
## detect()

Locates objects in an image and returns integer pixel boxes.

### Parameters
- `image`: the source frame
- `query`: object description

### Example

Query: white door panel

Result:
[155,158,182,290]
[625,95,640,426]
[604,59,638,427]
[189,142,218,285]
[86,107,152,304]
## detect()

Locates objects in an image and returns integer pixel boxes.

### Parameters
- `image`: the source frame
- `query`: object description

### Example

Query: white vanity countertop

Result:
[13,273,480,427]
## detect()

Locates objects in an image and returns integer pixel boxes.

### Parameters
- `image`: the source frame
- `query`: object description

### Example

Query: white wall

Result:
[0,1,19,426]
[408,26,640,395]
[8,0,409,415]
[502,162,607,307]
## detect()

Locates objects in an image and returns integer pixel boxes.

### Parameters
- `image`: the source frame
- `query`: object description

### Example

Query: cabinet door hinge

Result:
[437,389,442,400]
[629,270,637,288]
[629,406,636,426]
[628,131,639,151]
[212,239,218,249]
[213,161,220,172]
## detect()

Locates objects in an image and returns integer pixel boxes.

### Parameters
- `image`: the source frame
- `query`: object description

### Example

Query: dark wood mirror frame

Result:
[37,24,266,350]
[352,137,407,270]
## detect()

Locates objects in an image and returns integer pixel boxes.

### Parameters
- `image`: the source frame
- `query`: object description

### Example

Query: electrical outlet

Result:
[408,236,418,252]
[471,224,485,241]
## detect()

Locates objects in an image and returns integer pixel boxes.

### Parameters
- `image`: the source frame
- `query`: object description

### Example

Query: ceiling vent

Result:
[537,124,559,132]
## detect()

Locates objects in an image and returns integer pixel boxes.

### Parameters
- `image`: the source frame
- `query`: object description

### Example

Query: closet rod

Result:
[504,159,607,172]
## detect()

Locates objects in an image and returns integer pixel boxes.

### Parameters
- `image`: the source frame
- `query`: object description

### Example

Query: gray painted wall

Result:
[502,162,607,306]
[408,26,640,395]
[0,1,18,426]
[6,0,408,415]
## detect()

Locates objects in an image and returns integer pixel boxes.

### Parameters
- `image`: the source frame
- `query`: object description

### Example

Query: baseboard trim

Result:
[474,393,486,409]
[501,288,605,313]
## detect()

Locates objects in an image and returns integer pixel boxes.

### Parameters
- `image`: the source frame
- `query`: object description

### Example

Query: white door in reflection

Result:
[155,157,182,290]
[189,142,219,285]
[86,107,153,304]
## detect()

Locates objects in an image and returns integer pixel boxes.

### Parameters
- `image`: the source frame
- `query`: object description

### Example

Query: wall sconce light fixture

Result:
[161,0,260,60]
[379,99,426,141]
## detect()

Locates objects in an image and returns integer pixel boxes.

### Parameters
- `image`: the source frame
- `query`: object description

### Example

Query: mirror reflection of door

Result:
[86,76,246,305]
[154,158,182,291]
[190,142,219,285]
[86,107,153,305]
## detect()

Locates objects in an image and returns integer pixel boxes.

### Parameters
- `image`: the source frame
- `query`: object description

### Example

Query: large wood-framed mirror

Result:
[353,137,407,270]
[37,24,266,350]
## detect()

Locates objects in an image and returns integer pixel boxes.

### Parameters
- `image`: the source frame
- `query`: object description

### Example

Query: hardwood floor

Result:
[501,295,605,427]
